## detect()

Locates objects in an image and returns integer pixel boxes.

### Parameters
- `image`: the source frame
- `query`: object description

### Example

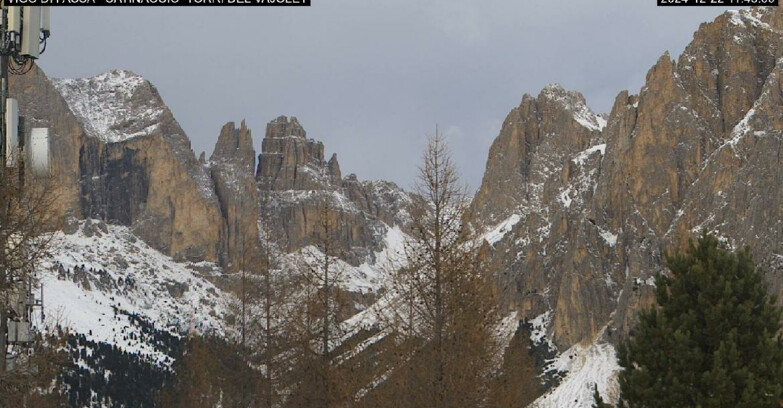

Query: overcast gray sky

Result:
[39,1,743,191]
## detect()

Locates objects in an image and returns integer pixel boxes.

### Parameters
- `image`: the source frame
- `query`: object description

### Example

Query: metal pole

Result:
[0,6,8,374]
[1,7,7,170]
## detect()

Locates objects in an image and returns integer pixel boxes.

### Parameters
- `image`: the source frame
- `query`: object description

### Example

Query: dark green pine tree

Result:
[617,233,783,408]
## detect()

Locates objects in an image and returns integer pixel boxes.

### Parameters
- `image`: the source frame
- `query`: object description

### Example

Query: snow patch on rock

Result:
[529,311,553,347]
[727,8,773,31]
[560,188,574,209]
[597,226,618,247]
[572,144,607,166]
[482,213,522,245]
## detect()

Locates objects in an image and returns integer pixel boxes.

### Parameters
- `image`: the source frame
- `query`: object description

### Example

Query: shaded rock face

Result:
[78,131,224,263]
[472,85,606,229]
[342,175,415,229]
[473,7,783,350]
[13,68,224,262]
[471,84,611,349]
[256,116,414,265]
[8,64,86,220]
[210,121,260,270]
[257,116,341,191]
[78,139,149,227]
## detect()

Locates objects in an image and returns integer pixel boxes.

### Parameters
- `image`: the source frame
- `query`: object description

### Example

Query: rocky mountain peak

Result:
[471,5,783,353]
[539,83,607,132]
[265,115,307,139]
[470,83,604,228]
[727,6,781,30]
[52,70,166,144]
[27,67,226,263]
[211,120,255,172]
[538,83,581,106]
[209,121,259,270]
[257,115,339,191]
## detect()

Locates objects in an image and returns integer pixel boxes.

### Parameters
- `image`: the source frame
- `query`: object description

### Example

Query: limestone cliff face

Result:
[257,116,341,191]
[80,133,223,262]
[210,121,260,270]
[256,116,413,265]
[472,85,606,229]
[8,64,85,220]
[342,176,415,228]
[471,84,612,348]
[601,7,783,340]
[473,6,783,350]
[12,68,224,262]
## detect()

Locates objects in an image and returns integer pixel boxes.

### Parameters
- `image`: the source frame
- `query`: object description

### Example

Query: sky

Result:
[38,1,744,191]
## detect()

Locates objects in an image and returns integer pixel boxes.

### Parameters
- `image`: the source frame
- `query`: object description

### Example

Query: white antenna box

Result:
[20,7,41,59]
[5,98,18,167]
[7,6,21,35]
[29,127,50,175]
[41,7,50,37]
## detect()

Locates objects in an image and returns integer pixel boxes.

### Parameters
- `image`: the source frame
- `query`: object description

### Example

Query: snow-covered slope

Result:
[36,220,230,365]
[34,217,409,360]
[531,335,620,408]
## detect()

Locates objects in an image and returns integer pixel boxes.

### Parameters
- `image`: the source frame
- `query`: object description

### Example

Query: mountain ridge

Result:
[474,6,783,354]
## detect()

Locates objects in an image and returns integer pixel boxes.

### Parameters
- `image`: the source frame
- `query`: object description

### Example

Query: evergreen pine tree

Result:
[618,233,783,408]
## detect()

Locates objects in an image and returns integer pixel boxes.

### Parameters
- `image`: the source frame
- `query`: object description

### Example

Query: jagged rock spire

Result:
[265,115,306,139]
[211,119,256,172]
[256,115,341,191]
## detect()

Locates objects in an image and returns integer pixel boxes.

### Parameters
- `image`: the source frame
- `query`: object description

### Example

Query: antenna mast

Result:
[0,4,51,373]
